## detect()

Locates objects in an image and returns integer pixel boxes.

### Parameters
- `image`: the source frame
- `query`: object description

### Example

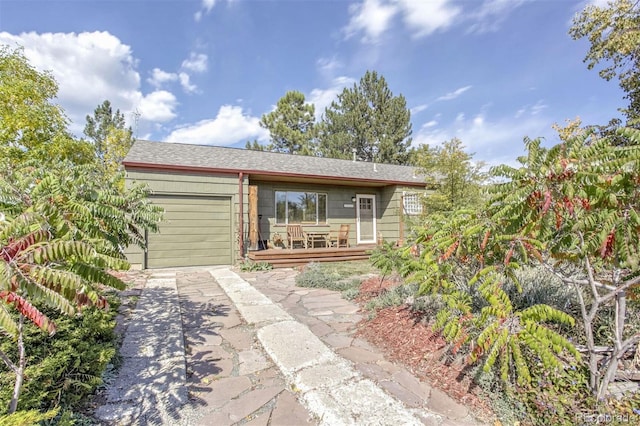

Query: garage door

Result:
[147,195,232,268]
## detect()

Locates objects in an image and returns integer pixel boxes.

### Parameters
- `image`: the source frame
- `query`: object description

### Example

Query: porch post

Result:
[248,185,259,250]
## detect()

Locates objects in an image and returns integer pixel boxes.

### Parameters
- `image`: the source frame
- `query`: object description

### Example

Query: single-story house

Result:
[123,140,427,269]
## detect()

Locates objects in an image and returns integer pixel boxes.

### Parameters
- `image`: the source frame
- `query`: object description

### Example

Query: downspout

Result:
[238,172,244,261]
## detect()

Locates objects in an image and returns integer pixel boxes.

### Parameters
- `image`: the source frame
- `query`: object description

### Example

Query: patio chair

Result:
[286,224,307,249]
[328,224,350,248]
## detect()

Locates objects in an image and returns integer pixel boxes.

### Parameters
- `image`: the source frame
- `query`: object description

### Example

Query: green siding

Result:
[125,169,245,267]
[251,181,419,247]
[377,186,430,245]
[254,181,357,244]
[147,195,232,268]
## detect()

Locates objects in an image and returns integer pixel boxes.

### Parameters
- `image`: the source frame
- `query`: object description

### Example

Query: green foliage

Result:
[411,138,487,213]
[238,260,272,272]
[245,139,266,151]
[408,126,640,401]
[0,46,94,166]
[0,50,162,415]
[0,297,119,413]
[84,100,133,165]
[295,262,364,292]
[0,160,163,254]
[517,363,593,425]
[318,70,412,165]
[570,0,640,124]
[259,91,316,155]
[0,408,58,426]
[369,240,410,279]
[364,283,417,311]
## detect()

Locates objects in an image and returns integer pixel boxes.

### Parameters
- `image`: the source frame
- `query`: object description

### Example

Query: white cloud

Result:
[166,105,268,146]
[413,110,553,167]
[147,53,206,94]
[137,90,178,122]
[195,0,216,22]
[467,0,528,34]
[308,76,357,120]
[514,99,548,118]
[181,52,208,73]
[344,0,398,43]
[436,85,472,102]
[0,31,179,135]
[410,104,429,115]
[317,56,343,75]
[396,0,461,38]
[586,0,610,8]
[344,0,526,42]
[531,99,548,115]
[148,68,178,88]
[178,72,197,93]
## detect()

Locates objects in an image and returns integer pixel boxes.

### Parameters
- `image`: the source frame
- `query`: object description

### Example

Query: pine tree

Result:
[318,71,412,165]
[259,91,316,155]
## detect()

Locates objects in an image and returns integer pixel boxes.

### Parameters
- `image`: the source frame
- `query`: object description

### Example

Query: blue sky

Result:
[0,0,624,166]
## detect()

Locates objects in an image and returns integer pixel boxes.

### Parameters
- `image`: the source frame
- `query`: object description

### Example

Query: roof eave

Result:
[123,161,425,187]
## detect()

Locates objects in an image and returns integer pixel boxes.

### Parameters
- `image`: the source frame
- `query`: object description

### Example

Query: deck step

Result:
[247,246,375,268]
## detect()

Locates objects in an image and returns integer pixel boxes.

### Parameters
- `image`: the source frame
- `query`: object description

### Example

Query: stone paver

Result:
[175,269,311,425]
[95,266,486,425]
[247,268,482,425]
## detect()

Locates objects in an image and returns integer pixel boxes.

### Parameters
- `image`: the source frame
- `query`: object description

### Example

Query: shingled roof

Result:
[124,140,424,186]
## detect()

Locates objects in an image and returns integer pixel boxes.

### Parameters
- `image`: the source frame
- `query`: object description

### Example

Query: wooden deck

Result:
[247,245,377,268]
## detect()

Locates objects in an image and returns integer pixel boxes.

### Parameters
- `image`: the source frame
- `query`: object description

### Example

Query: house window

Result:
[403,192,423,215]
[275,191,327,225]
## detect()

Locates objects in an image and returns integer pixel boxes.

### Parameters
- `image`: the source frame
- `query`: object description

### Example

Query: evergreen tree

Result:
[318,70,412,165]
[259,91,316,155]
[84,100,134,163]
[245,139,266,151]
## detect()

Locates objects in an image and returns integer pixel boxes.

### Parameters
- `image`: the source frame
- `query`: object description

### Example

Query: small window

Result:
[275,191,328,225]
[403,192,423,215]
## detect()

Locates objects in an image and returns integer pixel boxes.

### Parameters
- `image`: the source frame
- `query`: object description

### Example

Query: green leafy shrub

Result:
[0,295,119,414]
[238,260,273,272]
[365,283,417,311]
[341,287,360,300]
[295,263,363,292]
[0,408,58,426]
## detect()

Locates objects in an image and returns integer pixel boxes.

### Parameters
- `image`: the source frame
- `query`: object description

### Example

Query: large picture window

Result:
[275,191,327,225]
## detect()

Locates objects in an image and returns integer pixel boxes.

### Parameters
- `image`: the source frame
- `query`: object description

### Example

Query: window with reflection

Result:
[275,191,327,224]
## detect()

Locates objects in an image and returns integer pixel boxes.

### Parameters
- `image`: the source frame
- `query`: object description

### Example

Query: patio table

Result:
[306,232,329,248]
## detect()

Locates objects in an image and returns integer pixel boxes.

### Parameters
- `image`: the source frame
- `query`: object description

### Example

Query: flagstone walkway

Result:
[94,267,481,425]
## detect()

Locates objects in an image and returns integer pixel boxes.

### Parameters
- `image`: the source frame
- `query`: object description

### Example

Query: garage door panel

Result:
[161,211,231,221]
[154,226,230,236]
[149,241,228,251]
[148,248,232,258]
[159,220,229,228]
[147,195,232,268]
[149,256,219,268]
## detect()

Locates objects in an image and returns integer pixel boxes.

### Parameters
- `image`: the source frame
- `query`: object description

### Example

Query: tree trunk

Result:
[596,291,627,399]
[8,315,26,414]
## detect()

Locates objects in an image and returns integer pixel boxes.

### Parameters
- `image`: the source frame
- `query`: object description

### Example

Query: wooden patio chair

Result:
[286,224,307,249]
[328,224,350,248]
